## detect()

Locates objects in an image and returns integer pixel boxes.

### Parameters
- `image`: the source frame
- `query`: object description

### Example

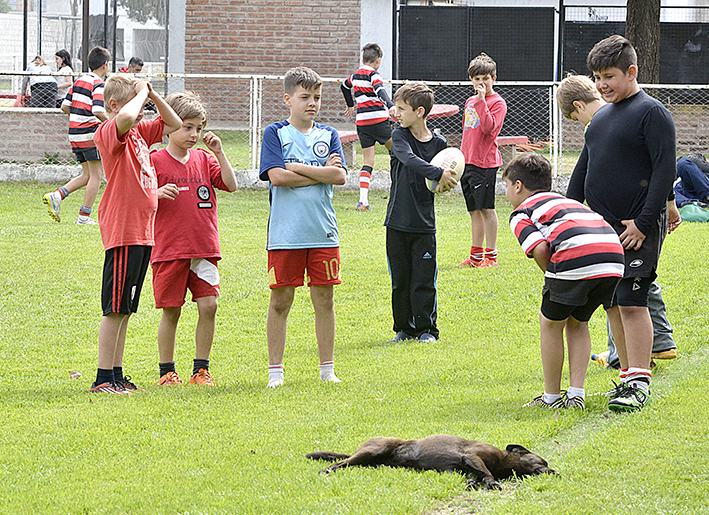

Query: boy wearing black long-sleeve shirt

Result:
[567,36,676,411]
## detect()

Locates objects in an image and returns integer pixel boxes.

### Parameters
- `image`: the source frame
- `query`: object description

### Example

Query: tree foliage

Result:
[119,0,166,25]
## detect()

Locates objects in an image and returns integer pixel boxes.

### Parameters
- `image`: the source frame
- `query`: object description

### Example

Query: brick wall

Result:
[0,108,74,164]
[184,0,362,127]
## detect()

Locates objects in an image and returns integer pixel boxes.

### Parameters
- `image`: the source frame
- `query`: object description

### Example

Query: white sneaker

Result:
[43,191,61,222]
[76,215,98,225]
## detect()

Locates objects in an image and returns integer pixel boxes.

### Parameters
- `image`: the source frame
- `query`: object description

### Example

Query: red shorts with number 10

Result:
[267,248,341,288]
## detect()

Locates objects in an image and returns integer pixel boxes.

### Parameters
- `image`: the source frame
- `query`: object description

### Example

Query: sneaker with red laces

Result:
[90,381,132,394]
[158,371,183,386]
[457,256,484,267]
[117,375,143,391]
[189,368,216,386]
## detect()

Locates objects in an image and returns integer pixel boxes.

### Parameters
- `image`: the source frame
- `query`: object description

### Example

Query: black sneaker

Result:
[608,383,651,412]
[116,375,143,392]
[523,393,565,408]
[563,393,585,409]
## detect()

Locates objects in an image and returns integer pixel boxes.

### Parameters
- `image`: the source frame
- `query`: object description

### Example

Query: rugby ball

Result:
[426,147,465,192]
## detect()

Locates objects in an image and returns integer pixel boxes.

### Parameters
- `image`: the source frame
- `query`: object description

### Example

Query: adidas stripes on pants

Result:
[386,228,439,338]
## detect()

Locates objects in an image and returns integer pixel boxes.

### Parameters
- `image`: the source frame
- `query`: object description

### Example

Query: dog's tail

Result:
[306,451,351,462]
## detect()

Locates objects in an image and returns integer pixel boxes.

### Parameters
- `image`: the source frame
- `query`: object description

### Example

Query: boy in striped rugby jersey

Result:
[43,47,110,225]
[504,153,624,410]
[341,43,397,211]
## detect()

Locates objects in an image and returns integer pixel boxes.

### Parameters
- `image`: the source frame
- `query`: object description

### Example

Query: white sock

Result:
[268,364,284,388]
[359,188,369,205]
[543,392,561,404]
[319,361,341,383]
[567,386,585,400]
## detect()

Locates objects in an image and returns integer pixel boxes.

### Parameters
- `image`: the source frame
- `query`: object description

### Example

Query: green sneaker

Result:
[608,383,651,412]
[523,393,564,409]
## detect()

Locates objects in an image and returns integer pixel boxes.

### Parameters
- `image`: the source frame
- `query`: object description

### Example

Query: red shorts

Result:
[152,258,220,308]
[267,247,341,288]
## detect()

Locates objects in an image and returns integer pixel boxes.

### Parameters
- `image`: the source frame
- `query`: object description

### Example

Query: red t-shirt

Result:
[94,116,165,250]
[151,148,229,263]
[460,92,507,168]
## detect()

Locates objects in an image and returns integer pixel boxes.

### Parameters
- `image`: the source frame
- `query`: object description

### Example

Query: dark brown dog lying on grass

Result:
[306,434,556,490]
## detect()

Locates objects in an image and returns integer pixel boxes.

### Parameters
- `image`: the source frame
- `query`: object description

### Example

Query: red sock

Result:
[470,246,484,263]
[485,248,498,262]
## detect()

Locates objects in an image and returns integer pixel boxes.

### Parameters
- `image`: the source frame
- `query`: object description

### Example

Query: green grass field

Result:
[1,183,708,514]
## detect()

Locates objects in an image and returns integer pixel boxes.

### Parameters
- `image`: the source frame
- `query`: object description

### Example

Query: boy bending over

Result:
[90,75,181,393]
[152,92,237,387]
[505,153,624,409]
[260,67,347,388]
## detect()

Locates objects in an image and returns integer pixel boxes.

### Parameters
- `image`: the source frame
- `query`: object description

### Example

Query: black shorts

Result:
[611,274,657,308]
[460,164,498,211]
[102,245,152,316]
[357,120,392,149]
[72,146,101,163]
[541,276,621,322]
[614,209,667,279]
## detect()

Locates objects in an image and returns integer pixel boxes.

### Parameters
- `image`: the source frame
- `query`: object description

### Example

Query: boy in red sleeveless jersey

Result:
[504,153,624,410]
[341,43,397,211]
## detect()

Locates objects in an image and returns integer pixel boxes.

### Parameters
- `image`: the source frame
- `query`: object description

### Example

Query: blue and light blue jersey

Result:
[259,120,346,250]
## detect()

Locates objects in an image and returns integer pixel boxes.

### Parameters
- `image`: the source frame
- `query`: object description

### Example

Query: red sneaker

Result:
[457,256,483,267]
[189,368,216,387]
[158,371,183,386]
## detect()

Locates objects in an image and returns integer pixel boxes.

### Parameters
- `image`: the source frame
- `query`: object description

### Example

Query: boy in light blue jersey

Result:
[259,66,347,388]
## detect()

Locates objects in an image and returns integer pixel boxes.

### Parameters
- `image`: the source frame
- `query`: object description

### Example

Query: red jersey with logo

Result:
[62,72,105,151]
[151,148,229,263]
[94,116,165,250]
[460,92,506,168]
[342,65,393,126]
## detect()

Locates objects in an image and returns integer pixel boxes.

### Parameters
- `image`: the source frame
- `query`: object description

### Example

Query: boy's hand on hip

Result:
[437,169,458,193]
[157,183,179,200]
[202,131,222,153]
[619,219,646,250]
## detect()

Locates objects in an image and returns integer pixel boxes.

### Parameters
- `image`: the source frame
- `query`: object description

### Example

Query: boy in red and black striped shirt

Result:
[504,153,624,410]
[43,47,110,225]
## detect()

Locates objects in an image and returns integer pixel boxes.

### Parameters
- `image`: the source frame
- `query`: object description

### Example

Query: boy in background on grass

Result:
[151,92,237,387]
[458,53,507,268]
[567,36,676,411]
[341,43,396,211]
[385,82,457,343]
[505,153,624,409]
[90,74,181,394]
[260,67,347,388]
[44,46,110,225]
[557,74,679,370]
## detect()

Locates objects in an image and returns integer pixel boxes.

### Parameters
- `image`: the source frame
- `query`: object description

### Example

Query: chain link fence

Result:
[2,72,709,181]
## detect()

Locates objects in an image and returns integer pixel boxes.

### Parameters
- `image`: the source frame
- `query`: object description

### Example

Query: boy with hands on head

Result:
[260,67,347,388]
[385,82,457,343]
[151,92,237,387]
[90,75,181,393]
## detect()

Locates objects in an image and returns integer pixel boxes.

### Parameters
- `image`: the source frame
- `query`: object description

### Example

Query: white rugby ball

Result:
[426,147,465,193]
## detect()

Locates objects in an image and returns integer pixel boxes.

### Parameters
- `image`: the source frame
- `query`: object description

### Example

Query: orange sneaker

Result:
[482,257,498,267]
[457,256,483,267]
[189,368,216,387]
[158,371,183,386]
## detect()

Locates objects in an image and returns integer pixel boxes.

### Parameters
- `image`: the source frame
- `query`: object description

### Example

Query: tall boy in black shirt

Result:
[567,36,676,411]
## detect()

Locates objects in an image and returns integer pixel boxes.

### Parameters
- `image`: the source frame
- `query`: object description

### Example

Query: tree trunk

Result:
[625,0,661,84]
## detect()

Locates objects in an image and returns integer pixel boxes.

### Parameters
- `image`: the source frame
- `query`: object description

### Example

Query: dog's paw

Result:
[318,468,332,475]
[482,478,502,490]
[465,478,480,490]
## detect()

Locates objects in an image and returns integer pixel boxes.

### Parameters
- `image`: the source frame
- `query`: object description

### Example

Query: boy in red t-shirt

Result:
[90,74,181,394]
[151,92,237,387]
[458,53,507,268]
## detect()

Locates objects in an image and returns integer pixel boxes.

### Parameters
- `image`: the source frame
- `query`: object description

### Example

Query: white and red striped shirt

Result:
[510,192,625,280]
[341,65,393,126]
[62,72,105,150]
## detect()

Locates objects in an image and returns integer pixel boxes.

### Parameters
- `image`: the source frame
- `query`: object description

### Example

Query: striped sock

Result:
[319,361,341,383]
[268,364,284,388]
[626,367,651,392]
[619,368,629,383]
[359,166,372,204]
[58,186,69,199]
[485,248,498,263]
[470,246,484,264]
[79,206,92,216]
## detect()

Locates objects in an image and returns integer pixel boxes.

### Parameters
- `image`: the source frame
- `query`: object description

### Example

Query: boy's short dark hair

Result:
[467,53,497,78]
[362,43,383,64]
[587,35,637,73]
[393,82,435,118]
[502,153,552,193]
[128,57,144,68]
[557,74,601,119]
[284,66,322,94]
[88,46,111,71]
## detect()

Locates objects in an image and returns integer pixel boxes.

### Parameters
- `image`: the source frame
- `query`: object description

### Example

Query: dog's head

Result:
[506,444,558,476]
